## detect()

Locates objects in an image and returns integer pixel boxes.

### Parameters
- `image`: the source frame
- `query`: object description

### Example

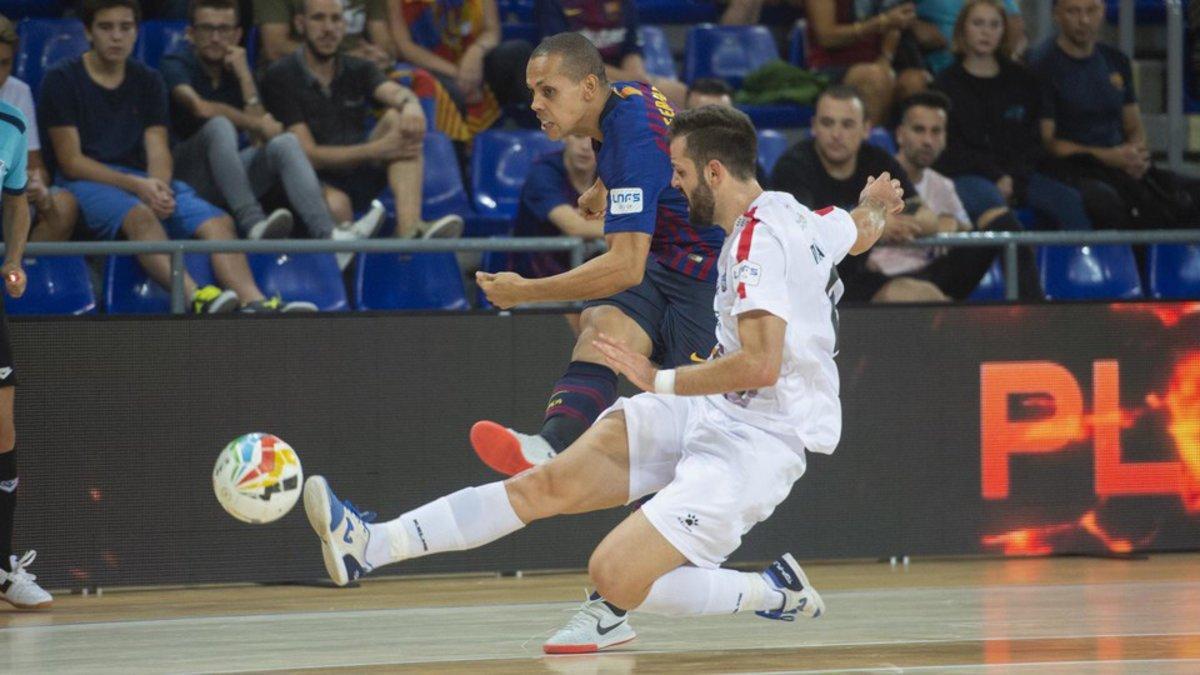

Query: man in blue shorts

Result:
[473,33,724,476]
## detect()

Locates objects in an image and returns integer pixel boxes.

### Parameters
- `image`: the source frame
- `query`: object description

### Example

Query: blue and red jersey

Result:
[595,81,724,282]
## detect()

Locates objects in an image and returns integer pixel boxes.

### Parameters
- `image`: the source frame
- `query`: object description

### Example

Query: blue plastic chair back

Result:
[1148,244,1200,299]
[756,128,790,176]
[1038,245,1143,300]
[248,253,348,311]
[470,130,563,219]
[867,127,897,155]
[421,130,472,220]
[684,24,780,88]
[787,19,807,68]
[636,0,718,24]
[15,18,87,93]
[355,252,468,310]
[640,25,676,80]
[0,0,65,19]
[968,259,1006,302]
[104,254,216,314]
[136,20,189,68]
[5,256,96,315]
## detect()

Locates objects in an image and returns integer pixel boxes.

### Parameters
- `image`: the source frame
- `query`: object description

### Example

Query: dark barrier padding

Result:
[11,303,1200,589]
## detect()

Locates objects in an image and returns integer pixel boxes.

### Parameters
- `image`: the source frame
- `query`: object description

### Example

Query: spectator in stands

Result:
[534,0,688,108]
[262,0,465,242]
[256,0,395,70]
[807,0,933,126]
[512,134,601,283]
[0,15,78,242]
[889,91,1041,300]
[684,77,732,110]
[933,0,1093,231]
[164,0,384,255]
[388,0,534,143]
[42,0,313,313]
[770,85,942,301]
[917,0,1026,72]
[1032,0,1200,231]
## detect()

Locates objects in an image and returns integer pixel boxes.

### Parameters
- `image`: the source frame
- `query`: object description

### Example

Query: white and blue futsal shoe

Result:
[303,475,377,586]
[755,553,825,621]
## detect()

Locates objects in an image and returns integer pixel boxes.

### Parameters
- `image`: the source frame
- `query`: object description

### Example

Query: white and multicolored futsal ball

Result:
[213,433,303,524]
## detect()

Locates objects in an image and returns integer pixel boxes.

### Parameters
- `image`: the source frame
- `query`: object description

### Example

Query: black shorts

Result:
[320,166,389,215]
[584,258,718,369]
[0,302,15,388]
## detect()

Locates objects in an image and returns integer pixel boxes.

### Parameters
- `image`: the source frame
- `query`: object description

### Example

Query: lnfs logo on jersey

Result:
[610,187,643,214]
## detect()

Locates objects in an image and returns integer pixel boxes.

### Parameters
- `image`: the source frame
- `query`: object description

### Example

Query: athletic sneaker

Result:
[247,208,294,240]
[0,550,53,610]
[544,594,636,654]
[755,553,825,621]
[470,421,556,476]
[303,475,376,586]
[332,200,387,271]
[418,214,464,239]
[239,296,319,313]
[192,286,239,314]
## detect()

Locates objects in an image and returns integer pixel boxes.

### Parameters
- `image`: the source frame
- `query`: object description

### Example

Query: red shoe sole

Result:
[543,635,636,654]
[470,421,534,477]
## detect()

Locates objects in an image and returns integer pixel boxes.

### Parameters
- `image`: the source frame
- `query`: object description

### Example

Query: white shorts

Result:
[601,392,807,569]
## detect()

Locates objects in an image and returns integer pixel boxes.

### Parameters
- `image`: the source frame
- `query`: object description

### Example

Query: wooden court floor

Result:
[2,553,1199,673]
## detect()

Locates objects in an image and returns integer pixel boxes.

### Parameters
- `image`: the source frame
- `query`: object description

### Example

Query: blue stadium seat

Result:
[5,256,96,315]
[1148,244,1200,299]
[501,22,538,44]
[1038,245,1143,301]
[684,24,780,88]
[354,252,469,310]
[640,25,676,80]
[135,20,188,69]
[739,103,812,129]
[500,0,534,21]
[0,0,65,19]
[968,259,1006,302]
[104,253,216,314]
[756,128,790,176]
[1105,0,1165,24]
[636,0,718,24]
[377,130,484,232]
[866,127,897,155]
[248,253,349,311]
[470,129,563,220]
[15,18,87,93]
[787,19,807,68]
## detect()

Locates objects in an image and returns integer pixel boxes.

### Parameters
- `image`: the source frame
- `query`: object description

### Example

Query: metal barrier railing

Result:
[896,228,1200,300]
[4,230,1198,309]
[5,236,586,314]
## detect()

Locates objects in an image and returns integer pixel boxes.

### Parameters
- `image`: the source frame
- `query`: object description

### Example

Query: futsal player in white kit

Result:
[301,104,903,653]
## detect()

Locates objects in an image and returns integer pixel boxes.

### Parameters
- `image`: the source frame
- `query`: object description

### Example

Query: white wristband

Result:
[654,369,676,395]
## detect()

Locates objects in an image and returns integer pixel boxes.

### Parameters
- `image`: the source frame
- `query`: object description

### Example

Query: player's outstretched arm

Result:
[848,172,905,256]
[476,231,651,308]
[594,310,786,396]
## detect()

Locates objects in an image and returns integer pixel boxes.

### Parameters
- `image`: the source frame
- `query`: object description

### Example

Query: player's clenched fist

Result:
[476,271,529,309]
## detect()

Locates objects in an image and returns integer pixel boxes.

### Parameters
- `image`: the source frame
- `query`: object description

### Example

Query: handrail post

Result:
[1004,243,1019,301]
[1168,0,1185,171]
[569,240,584,270]
[170,249,186,315]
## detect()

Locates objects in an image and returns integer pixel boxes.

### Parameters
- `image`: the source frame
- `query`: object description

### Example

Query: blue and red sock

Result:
[539,361,618,453]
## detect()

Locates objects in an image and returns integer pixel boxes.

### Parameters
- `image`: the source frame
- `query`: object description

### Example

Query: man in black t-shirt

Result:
[1032,0,1200,231]
[42,0,311,313]
[164,0,383,258]
[260,0,463,241]
[770,85,945,302]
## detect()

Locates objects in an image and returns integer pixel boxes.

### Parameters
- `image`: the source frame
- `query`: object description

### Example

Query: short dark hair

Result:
[687,78,733,99]
[669,105,758,181]
[814,84,865,119]
[188,0,239,24]
[530,32,607,84]
[896,91,951,127]
[82,0,142,27]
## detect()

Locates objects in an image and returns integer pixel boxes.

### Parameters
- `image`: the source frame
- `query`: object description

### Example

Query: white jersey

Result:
[703,190,856,455]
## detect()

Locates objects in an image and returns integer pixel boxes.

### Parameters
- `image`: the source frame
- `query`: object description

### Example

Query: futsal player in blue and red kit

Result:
[473,33,724,479]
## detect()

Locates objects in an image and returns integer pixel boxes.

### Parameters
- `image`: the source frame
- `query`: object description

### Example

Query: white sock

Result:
[635,567,784,617]
[364,482,524,568]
